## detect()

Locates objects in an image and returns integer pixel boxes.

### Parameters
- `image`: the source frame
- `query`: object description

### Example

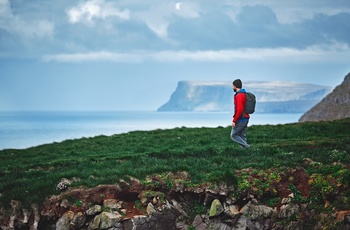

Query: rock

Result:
[131,215,150,225]
[203,190,218,206]
[86,205,102,216]
[88,214,101,230]
[101,212,122,229]
[343,215,350,230]
[56,178,77,191]
[56,178,70,191]
[242,202,277,220]
[176,221,189,230]
[119,179,130,192]
[208,222,233,230]
[281,196,292,204]
[128,177,144,194]
[56,211,74,230]
[31,203,40,230]
[279,203,300,219]
[158,81,331,113]
[113,222,124,230]
[146,203,156,215]
[231,214,257,230]
[299,72,350,122]
[103,199,121,210]
[192,214,210,230]
[209,199,224,217]
[70,212,86,229]
[171,199,187,217]
[337,210,350,222]
[227,205,240,217]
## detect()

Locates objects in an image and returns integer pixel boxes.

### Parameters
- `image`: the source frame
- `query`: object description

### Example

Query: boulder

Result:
[103,199,121,210]
[86,205,102,216]
[99,212,122,229]
[70,212,86,229]
[209,199,224,217]
[55,211,74,230]
[192,214,210,230]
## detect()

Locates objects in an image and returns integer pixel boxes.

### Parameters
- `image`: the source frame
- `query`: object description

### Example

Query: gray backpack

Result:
[244,92,256,114]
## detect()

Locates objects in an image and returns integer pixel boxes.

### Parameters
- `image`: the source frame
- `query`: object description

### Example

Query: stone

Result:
[279,203,300,219]
[86,205,102,216]
[337,210,350,222]
[192,214,210,230]
[128,177,144,194]
[103,199,121,210]
[56,178,72,191]
[88,214,101,230]
[132,215,150,225]
[209,199,224,217]
[22,208,30,224]
[31,203,40,230]
[176,221,189,230]
[113,222,123,230]
[227,205,240,216]
[99,212,122,229]
[146,202,156,215]
[208,222,232,230]
[281,197,291,204]
[171,199,188,217]
[56,211,74,230]
[70,212,86,229]
[243,203,276,220]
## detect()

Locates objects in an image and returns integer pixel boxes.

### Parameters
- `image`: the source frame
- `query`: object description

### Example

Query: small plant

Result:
[264,197,281,207]
[289,184,308,204]
[74,199,83,207]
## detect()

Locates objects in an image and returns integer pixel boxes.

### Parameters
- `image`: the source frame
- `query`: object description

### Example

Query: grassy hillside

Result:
[0,118,350,208]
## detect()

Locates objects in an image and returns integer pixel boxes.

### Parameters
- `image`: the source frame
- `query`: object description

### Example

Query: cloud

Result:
[134,1,200,39]
[0,0,54,38]
[42,42,350,63]
[67,0,130,25]
[167,4,350,50]
[2,0,350,60]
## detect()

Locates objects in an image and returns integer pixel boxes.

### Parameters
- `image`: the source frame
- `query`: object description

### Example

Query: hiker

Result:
[230,79,250,148]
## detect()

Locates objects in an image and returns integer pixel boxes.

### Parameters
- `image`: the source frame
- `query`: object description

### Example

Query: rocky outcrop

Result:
[299,72,350,122]
[158,81,332,113]
[1,167,350,229]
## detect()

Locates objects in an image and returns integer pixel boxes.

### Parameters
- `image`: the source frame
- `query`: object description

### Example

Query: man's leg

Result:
[230,120,249,148]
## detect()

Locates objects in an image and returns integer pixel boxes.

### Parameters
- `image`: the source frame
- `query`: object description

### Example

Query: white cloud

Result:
[42,42,350,63]
[67,0,130,24]
[0,0,54,38]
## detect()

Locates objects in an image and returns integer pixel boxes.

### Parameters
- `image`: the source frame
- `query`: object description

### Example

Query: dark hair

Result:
[232,79,242,88]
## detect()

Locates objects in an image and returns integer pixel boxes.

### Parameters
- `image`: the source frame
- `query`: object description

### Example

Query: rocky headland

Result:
[158,81,331,113]
[299,72,350,122]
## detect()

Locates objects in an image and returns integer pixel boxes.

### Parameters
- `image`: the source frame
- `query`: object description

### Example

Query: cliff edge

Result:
[299,73,350,122]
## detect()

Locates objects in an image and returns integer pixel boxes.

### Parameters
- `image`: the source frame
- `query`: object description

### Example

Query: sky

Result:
[1,0,350,111]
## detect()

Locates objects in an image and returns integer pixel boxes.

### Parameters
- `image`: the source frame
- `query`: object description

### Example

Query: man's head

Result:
[232,79,242,92]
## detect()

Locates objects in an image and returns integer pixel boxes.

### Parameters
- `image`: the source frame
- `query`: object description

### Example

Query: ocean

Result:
[0,111,303,150]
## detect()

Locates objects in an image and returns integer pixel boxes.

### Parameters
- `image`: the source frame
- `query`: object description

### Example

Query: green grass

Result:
[0,118,349,208]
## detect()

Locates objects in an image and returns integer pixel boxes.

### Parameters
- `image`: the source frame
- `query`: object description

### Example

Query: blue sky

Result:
[1,0,350,111]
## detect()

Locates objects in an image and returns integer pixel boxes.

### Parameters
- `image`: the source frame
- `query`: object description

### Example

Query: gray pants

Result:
[230,120,250,148]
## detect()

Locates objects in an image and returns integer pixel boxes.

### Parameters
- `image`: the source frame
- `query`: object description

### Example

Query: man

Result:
[230,79,250,148]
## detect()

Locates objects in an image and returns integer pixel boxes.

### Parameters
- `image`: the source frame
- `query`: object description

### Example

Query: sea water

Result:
[0,111,303,150]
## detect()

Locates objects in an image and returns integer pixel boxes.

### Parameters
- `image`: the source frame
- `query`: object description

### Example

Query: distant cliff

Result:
[158,81,332,113]
[299,73,350,122]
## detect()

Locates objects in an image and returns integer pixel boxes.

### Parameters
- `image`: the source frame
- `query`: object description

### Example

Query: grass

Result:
[0,118,349,208]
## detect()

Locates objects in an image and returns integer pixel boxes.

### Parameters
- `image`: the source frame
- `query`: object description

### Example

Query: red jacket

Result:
[233,91,250,123]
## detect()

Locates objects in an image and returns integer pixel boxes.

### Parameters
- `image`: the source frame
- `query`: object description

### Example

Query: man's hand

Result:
[232,122,236,128]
